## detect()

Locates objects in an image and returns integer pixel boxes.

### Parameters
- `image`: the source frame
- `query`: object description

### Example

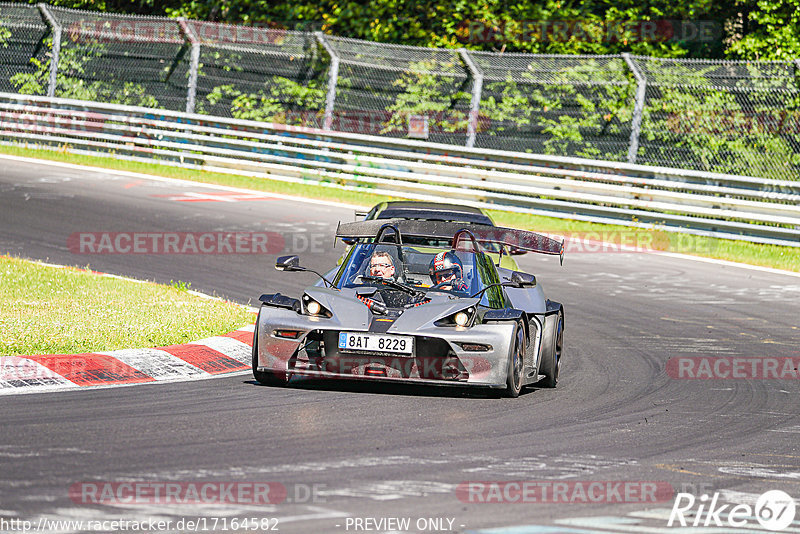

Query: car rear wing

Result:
[335,219,565,263]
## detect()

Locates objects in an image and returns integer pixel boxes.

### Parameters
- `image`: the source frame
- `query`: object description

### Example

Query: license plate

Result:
[338,332,413,354]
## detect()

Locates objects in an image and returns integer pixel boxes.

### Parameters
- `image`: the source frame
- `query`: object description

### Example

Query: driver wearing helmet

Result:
[429,251,468,292]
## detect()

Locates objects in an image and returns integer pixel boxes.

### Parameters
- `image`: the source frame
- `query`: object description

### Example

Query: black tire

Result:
[504,321,525,398]
[252,313,288,386]
[538,312,563,388]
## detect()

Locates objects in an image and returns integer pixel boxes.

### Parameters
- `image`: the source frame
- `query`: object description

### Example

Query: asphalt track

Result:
[1,156,799,533]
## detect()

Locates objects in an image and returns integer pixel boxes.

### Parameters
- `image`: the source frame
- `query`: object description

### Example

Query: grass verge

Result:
[1,143,797,272]
[0,255,253,356]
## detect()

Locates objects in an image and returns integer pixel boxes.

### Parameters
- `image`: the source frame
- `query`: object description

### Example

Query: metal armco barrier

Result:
[1,92,798,247]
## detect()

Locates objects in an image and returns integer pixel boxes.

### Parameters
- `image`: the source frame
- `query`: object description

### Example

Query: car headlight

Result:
[454,311,470,327]
[435,307,476,327]
[302,295,331,317]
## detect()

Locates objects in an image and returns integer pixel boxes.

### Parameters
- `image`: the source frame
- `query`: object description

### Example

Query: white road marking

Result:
[278,506,350,524]
[472,508,800,533]
[462,455,637,479]
[320,480,457,501]
[158,191,276,202]
[717,466,800,480]
[768,425,800,433]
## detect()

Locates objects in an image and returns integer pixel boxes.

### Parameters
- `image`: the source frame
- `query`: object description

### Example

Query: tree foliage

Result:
[9,40,160,107]
[21,0,786,60]
[726,0,800,60]
[203,77,326,122]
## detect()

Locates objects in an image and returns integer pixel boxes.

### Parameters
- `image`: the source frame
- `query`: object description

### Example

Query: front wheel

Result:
[252,314,288,386]
[504,322,525,398]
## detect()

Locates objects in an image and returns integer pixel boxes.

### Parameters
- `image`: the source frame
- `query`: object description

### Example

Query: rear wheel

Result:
[252,314,288,386]
[504,322,525,398]
[538,312,563,388]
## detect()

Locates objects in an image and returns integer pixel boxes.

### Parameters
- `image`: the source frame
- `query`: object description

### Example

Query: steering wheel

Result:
[429,280,452,290]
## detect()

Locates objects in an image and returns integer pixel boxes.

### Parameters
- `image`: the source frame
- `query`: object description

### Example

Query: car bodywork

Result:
[360,201,495,226]
[253,219,564,397]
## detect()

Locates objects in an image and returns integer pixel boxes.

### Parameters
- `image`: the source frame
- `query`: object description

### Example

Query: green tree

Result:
[477,58,634,159]
[204,76,325,122]
[10,42,159,107]
[380,60,470,136]
[20,0,800,61]
[25,0,183,17]
[164,0,733,59]
[726,0,800,60]
[639,61,800,179]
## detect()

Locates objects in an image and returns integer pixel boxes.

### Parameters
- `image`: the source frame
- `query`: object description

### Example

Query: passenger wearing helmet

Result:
[429,251,468,292]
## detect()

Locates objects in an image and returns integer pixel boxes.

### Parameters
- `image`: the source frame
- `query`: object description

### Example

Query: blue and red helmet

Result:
[429,251,463,285]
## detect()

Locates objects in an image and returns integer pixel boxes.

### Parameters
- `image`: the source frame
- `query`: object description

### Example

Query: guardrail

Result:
[1,91,798,247]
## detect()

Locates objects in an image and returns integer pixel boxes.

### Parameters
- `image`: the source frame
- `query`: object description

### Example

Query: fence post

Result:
[315,32,339,131]
[178,18,200,114]
[795,60,800,89]
[459,48,483,149]
[622,53,646,164]
[37,4,60,98]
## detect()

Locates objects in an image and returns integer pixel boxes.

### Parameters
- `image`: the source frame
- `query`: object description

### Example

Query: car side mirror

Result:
[259,293,301,311]
[341,238,357,246]
[510,271,536,287]
[275,255,302,271]
[508,246,527,256]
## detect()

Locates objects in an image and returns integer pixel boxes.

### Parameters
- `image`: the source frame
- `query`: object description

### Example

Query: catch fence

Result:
[1,3,799,181]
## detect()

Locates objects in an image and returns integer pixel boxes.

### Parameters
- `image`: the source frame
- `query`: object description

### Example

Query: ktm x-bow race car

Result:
[252,220,564,397]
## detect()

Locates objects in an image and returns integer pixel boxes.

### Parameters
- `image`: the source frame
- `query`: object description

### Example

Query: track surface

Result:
[2,157,799,533]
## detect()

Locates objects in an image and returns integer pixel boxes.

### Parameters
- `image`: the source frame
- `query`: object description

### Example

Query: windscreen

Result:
[335,243,483,298]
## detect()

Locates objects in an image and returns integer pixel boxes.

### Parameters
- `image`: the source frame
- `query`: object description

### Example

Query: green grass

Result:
[0,255,254,356]
[1,143,798,272]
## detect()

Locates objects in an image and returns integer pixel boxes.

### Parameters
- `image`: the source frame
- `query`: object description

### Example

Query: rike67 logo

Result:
[668,490,796,531]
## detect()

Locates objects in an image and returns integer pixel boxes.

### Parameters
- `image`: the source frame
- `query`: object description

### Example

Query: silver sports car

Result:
[252,219,564,397]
